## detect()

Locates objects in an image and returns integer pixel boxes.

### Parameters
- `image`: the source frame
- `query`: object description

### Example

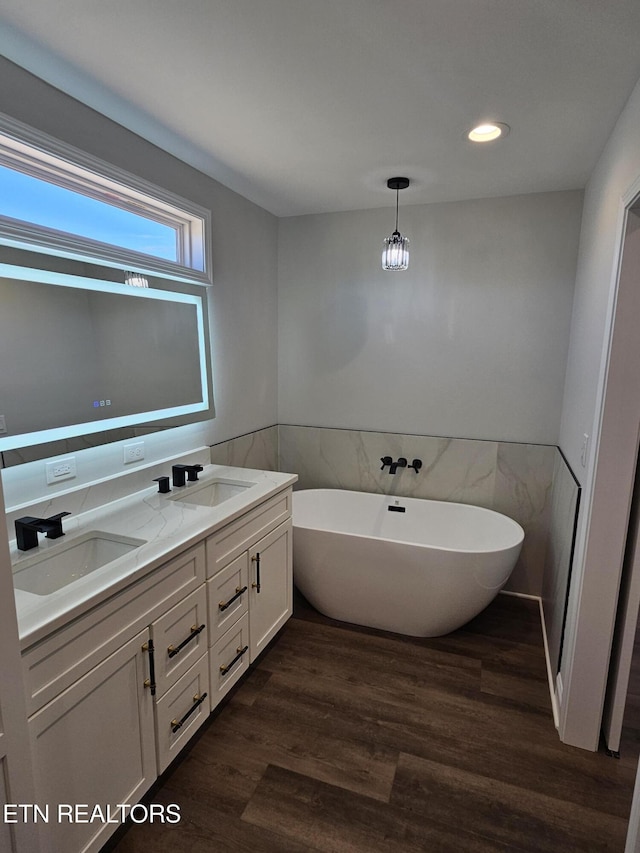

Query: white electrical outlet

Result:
[46,456,77,484]
[123,442,145,464]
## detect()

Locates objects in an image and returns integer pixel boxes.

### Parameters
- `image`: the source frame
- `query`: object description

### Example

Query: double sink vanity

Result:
[7,452,297,853]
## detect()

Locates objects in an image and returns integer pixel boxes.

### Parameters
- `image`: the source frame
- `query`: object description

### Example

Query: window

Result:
[0,113,211,284]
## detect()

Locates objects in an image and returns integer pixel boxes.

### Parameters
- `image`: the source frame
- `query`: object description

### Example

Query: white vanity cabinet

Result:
[18,482,294,853]
[22,542,207,853]
[206,488,293,709]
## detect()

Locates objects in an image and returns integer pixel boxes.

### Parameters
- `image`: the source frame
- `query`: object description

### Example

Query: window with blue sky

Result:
[0,163,178,261]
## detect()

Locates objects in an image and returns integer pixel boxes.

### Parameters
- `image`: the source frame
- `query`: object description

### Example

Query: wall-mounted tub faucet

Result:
[171,464,204,487]
[381,457,422,474]
[15,512,71,551]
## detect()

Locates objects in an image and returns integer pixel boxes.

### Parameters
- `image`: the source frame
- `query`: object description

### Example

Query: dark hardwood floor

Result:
[107,592,636,852]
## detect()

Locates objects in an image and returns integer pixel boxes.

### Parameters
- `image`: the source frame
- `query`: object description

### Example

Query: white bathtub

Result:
[293,489,524,637]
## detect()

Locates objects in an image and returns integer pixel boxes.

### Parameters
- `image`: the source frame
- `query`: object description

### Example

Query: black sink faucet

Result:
[15,512,71,551]
[171,464,204,487]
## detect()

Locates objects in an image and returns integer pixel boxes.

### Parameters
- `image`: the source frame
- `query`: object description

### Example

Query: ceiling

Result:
[1,0,640,217]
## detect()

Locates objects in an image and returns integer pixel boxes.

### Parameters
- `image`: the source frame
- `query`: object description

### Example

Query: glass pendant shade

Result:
[382,230,409,271]
[382,177,410,270]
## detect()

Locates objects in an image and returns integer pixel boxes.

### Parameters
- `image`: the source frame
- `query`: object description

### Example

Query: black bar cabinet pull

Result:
[218,585,248,612]
[170,692,208,733]
[251,553,261,594]
[142,639,156,696]
[167,623,206,659]
[220,644,249,676]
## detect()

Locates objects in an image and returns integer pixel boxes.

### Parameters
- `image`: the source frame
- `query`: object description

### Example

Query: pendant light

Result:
[382,177,410,271]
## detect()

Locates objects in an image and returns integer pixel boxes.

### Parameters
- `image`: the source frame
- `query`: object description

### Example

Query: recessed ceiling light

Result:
[467,122,510,143]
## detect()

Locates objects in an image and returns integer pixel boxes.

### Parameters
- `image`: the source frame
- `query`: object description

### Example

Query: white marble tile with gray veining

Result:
[11,459,297,646]
[279,425,497,507]
[210,426,278,471]
[543,450,580,671]
[494,442,555,596]
[4,448,212,540]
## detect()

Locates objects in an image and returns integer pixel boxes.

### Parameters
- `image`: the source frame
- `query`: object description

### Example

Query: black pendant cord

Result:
[386,177,409,241]
[395,188,399,234]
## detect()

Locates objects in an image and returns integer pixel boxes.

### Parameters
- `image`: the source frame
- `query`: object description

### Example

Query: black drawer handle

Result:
[167,623,206,659]
[219,585,248,612]
[251,553,261,593]
[170,692,208,733]
[142,639,156,696]
[220,644,249,676]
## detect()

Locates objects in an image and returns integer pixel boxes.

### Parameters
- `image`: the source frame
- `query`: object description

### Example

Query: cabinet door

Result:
[249,520,292,662]
[28,629,156,853]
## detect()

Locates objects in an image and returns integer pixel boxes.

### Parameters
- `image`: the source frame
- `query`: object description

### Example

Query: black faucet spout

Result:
[388,457,407,475]
[15,512,71,551]
[172,464,204,487]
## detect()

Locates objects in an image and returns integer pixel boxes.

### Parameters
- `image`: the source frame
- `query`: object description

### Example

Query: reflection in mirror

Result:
[0,263,213,464]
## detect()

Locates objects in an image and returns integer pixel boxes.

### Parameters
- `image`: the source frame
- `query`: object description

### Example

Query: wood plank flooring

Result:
[106,592,636,852]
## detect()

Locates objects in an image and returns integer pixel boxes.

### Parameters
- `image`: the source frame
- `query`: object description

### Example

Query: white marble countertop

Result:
[11,463,297,648]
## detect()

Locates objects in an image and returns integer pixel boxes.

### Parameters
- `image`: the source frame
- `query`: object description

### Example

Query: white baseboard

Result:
[499,589,540,601]
[499,591,560,729]
[538,598,560,729]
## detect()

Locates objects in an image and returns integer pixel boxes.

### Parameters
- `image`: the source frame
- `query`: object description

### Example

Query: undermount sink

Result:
[169,477,256,508]
[13,531,147,596]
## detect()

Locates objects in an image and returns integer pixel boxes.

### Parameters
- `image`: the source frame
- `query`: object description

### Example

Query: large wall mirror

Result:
[0,253,214,467]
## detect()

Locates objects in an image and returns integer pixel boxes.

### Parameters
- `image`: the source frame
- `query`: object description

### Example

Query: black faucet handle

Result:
[154,476,171,494]
[186,464,204,482]
[380,456,393,470]
[408,458,422,473]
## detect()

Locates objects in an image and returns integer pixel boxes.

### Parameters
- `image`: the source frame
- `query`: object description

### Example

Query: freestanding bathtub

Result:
[293,489,524,637]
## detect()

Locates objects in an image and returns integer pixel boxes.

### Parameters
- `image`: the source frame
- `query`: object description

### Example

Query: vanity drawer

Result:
[155,653,210,774]
[206,488,291,576]
[22,543,206,715]
[151,585,208,697]
[207,552,249,646]
[210,612,250,711]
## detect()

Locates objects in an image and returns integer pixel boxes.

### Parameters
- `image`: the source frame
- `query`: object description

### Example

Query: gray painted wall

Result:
[558,75,640,749]
[278,191,583,445]
[0,56,279,502]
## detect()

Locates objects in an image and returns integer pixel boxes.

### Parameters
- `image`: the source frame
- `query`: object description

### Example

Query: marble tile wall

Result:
[2,421,571,601]
[542,450,581,674]
[210,425,279,472]
[278,424,556,596]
